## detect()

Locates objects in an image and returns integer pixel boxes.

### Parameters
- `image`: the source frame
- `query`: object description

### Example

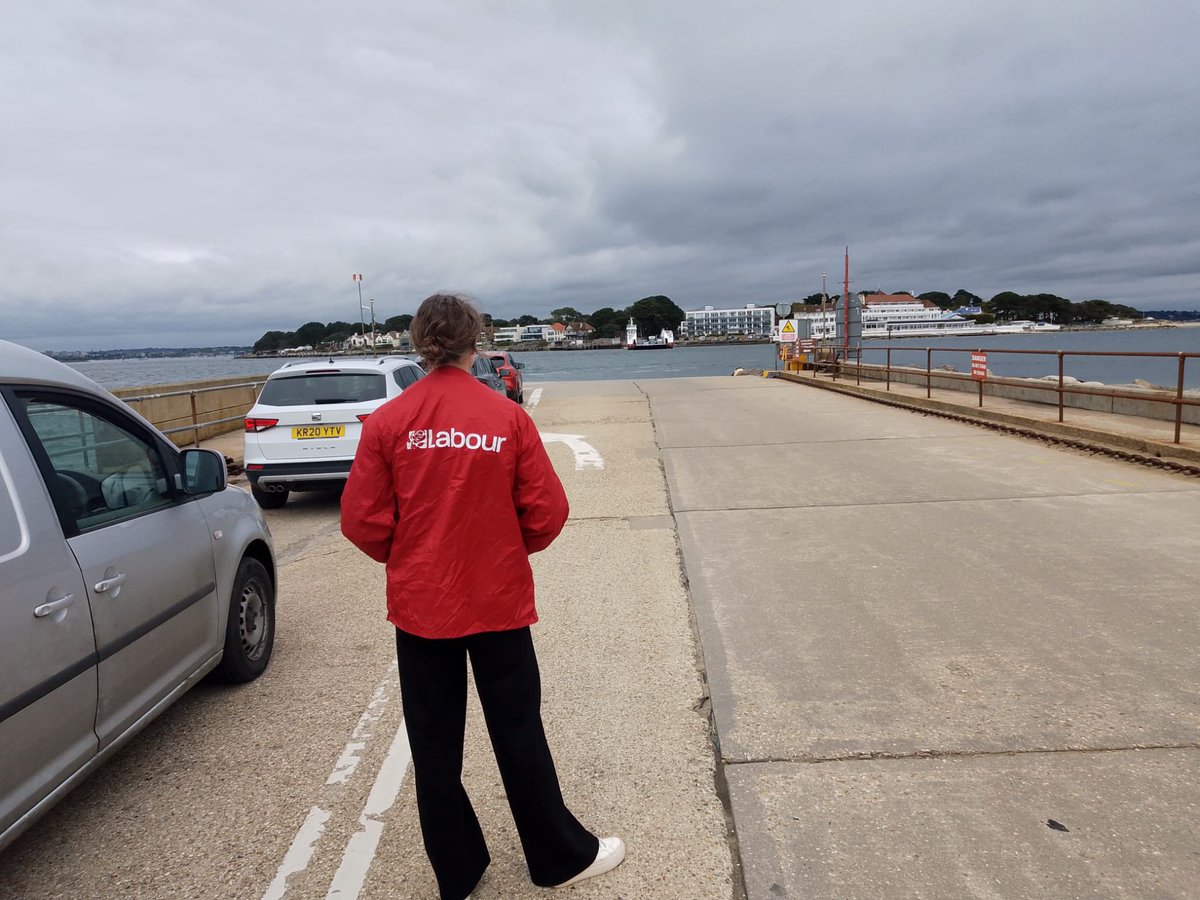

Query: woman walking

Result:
[341,293,623,899]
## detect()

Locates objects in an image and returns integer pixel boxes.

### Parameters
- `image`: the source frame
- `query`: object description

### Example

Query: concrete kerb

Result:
[635,379,751,900]
[775,370,1200,471]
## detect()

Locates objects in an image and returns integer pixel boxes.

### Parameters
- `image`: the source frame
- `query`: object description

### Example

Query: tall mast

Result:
[843,247,851,353]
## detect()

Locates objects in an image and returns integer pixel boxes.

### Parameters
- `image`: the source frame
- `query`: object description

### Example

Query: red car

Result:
[485,351,525,403]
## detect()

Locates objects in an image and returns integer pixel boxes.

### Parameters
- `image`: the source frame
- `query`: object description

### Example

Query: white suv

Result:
[244,356,425,508]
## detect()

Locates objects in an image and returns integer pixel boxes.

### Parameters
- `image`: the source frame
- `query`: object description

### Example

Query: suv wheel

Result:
[251,482,288,509]
[210,557,275,683]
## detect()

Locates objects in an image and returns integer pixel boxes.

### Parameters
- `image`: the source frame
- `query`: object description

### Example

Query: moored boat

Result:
[625,317,675,349]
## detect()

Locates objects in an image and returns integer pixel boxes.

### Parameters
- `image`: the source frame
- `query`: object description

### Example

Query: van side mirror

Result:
[180,448,227,495]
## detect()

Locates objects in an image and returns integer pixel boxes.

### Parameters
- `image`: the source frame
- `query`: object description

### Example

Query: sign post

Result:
[971,352,987,407]
[777,320,797,371]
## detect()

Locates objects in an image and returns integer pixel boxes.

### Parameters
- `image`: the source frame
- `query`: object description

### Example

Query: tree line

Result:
[252,295,686,352]
[851,289,1142,325]
[252,288,1144,352]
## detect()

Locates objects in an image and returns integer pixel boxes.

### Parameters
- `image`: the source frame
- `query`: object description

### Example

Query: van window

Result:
[21,398,173,531]
[0,455,27,562]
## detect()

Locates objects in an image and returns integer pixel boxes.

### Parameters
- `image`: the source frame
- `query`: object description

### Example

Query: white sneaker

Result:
[553,836,626,888]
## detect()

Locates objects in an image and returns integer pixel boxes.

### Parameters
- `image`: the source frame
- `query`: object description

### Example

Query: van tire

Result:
[251,483,288,509]
[210,557,275,683]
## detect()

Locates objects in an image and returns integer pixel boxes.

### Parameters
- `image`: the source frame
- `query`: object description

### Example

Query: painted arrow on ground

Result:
[539,433,605,471]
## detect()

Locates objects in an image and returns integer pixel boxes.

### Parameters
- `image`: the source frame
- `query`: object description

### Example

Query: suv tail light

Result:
[245,417,279,433]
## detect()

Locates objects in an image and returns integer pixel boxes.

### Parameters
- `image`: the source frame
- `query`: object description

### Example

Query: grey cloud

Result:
[2,0,1198,350]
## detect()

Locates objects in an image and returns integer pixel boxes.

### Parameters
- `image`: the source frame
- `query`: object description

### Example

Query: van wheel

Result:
[251,483,288,509]
[517,390,524,404]
[210,557,275,683]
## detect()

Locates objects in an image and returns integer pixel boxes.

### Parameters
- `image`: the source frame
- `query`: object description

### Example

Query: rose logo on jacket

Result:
[407,428,507,453]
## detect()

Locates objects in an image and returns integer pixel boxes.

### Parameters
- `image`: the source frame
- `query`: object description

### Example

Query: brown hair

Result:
[410,292,483,367]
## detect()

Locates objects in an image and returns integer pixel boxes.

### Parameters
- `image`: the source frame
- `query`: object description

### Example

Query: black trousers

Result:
[395,626,598,899]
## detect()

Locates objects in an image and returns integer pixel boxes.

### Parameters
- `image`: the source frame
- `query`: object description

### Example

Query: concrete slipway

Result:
[1,375,1197,899]
[646,375,1200,900]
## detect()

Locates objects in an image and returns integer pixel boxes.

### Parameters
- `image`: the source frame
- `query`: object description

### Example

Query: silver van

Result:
[0,340,277,852]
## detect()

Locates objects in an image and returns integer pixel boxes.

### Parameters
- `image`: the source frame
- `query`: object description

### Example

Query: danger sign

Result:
[971,352,988,380]
[778,320,797,343]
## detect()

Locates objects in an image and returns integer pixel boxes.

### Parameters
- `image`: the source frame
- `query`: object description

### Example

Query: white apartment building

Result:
[792,293,985,340]
[679,304,776,338]
[493,323,556,344]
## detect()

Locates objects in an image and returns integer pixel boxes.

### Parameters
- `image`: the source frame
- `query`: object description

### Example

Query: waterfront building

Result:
[520,323,555,342]
[374,330,413,351]
[565,321,595,341]
[793,293,987,339]
[493,323,556,344]
[679,304,776,339]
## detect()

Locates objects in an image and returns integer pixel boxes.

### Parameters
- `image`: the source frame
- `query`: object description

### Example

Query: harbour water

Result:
[69,344,779,389]
[65,327,1200,390]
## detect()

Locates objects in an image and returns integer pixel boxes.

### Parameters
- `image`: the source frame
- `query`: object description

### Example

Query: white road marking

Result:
[261,670,398,900]
[526,387,543,409]
[325,721,414,899]
[540,432,605,470]
[327,677,394,785]
[261,807,332,900]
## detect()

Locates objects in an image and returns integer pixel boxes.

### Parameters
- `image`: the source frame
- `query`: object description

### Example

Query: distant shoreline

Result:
[41,321,1200,362]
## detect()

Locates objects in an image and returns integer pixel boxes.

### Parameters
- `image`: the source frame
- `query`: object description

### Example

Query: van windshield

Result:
[258,373,386,406]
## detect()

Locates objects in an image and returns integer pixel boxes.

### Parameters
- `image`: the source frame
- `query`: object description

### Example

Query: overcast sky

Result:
[3,0,1198,350]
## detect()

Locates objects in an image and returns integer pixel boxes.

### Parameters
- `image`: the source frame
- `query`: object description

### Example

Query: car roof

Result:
[265,356,421,378]
[0,339,109,394]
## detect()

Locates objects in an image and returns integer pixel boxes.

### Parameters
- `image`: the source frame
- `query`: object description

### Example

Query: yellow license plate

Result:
[291,425,346,439]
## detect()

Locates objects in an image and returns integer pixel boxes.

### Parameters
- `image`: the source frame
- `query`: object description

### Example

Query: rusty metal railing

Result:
[836,346,1200,444]
[120,380,265,447]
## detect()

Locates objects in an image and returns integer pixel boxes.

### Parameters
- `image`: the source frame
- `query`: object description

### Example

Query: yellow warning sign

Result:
[778,319,797,343]
[782,321,795,333]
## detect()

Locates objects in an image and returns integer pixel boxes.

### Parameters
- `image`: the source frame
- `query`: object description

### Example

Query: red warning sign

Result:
[971,352,988,380]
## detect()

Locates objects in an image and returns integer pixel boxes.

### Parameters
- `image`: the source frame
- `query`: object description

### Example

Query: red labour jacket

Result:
[340,365,568,638]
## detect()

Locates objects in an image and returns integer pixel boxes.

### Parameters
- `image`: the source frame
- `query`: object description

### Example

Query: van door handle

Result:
[94,572,127,593]
[34,593,76,618]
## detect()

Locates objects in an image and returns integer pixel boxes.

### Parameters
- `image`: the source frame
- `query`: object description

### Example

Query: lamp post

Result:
[352,273,365,353]
[360,298,377,356]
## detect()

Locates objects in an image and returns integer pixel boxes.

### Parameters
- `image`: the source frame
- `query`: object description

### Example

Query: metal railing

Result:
[120,380,265,446]
[818,346,1199,444]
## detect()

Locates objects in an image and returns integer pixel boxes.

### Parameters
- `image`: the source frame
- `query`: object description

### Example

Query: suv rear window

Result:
[258,373,386,406]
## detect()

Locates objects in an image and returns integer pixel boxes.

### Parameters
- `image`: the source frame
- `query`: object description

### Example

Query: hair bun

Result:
[411,293,483,367]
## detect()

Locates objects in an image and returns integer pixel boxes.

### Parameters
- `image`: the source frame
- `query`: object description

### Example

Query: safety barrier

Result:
[115,378,264,446]
[819,346,1199,443]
